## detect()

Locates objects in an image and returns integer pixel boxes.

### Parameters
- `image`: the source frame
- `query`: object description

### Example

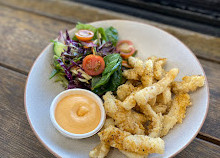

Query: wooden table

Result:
[0,0,219,157]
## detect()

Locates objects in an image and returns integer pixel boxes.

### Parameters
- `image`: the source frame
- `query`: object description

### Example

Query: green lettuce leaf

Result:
[92,54,121,89]
[97,27,107,44]
[92,54,123,95]
[76,22,97,33]
[105,26,118,46]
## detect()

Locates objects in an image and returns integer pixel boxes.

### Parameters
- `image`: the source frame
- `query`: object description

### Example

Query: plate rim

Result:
[24,19,210,158]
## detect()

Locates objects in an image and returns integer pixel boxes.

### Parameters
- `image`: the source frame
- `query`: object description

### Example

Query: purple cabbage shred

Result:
[57,59,72,81]
[96,41,119,57]
[67,79,90,90]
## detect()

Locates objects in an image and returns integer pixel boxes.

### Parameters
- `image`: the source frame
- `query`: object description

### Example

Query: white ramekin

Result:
[50,88,106,139]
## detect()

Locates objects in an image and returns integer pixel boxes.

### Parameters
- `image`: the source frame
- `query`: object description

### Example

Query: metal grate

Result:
[105,0,220,26]
[71,0,220,36]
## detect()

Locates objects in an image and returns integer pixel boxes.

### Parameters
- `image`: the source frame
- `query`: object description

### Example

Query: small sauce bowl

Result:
[50,89,106,139]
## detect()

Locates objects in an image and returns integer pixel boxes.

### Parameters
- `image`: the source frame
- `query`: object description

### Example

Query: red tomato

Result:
[82,55,105,76]
[122,60,132,68]
[116,40,135,59]
[75,30,94,41]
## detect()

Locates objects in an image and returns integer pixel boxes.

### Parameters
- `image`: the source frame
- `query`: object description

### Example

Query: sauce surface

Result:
[55,94,101,134]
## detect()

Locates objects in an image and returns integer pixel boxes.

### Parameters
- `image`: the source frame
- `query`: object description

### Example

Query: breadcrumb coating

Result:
[117,83,135,101]
[90,55,205,158]
[154,58,167,80]
[98,126,164,155]
[89,142,110,158]
[89,118,115,158]
[172,75,205,94]
[122,57,145,80]
[157,86,172,105]
[160,93,191,137]
[141,59,154,87]
[119,149,148,158]
[103,92,145,135]
[152,103,167,114]
[134,68,179,105]
[98,126,130,150]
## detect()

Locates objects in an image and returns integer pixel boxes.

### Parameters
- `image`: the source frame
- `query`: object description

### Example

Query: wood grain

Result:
[0,0,219,156]
[0,66,53,158]
[0,5,73,73]
[0,65,219,158]
[0,0,220,62]
[199,59,220,139]
[0,3,218,140]
[176,138,220,158]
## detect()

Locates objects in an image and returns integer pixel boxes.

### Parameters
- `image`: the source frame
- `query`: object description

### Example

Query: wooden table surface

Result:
[0,0,219,157]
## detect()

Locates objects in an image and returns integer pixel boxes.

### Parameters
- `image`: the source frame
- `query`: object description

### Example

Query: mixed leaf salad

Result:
[50,22,136,95]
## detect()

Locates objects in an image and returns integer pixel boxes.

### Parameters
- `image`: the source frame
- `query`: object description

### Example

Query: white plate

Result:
[25,20,209,158]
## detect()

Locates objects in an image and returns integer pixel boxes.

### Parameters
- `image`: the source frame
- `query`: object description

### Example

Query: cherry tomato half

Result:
[116,40,135,59]
[75,30,94,42]
[122,60,132,68]
[82,55,105,76]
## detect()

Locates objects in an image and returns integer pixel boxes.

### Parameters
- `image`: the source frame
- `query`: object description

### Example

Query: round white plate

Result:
[25,20,209,158]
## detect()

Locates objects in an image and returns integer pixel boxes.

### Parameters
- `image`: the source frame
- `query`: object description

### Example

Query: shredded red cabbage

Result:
[65,30,79,46]
[77,71,83,78]
[68,79,91,89]
[67,60,79,70]
[96,41,119,57]
[57,59,72,81]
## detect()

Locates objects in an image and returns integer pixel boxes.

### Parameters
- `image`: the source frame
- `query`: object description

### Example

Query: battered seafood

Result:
[172,75,205,94]
[90,56,205,158]
[99,126,164,155]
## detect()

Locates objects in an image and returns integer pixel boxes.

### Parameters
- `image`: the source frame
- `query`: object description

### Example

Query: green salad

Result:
[50,22,136,95]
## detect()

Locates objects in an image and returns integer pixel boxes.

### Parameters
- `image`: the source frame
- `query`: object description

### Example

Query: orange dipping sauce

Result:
[55,94,101,134]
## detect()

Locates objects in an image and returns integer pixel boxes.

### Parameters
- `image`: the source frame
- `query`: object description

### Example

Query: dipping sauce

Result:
[55,94,101,134]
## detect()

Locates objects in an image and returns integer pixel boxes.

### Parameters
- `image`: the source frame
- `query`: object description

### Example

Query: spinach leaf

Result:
[92,85,108,96]
[105,26,118,46]
[92,59,122,96]
[104,53,120,65]
[108,59,122,90]
[92,54,121,89]
[92,64,118,89]
[102,58,118,75]
[92,54,123,96]
[91,75,102,88]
